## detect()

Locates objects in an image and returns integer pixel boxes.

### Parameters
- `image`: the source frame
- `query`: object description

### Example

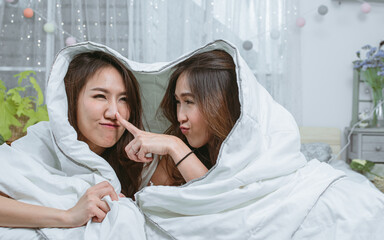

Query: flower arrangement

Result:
[353,41,384,127]
[0,71,49,143]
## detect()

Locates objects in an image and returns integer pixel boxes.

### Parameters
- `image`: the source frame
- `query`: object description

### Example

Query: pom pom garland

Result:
[65,36,77,46]
[23,8,34,18]
[361,2,371,14]
[270,30,280,40]
[43,22,55,33]
[318,5,328,16]
[296,17,306,28]
[242,40,253,51]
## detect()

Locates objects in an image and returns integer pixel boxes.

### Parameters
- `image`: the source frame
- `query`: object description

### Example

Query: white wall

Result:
[300,0,384,131]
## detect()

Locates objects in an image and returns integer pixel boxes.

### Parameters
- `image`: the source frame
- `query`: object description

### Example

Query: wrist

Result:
[60,210,75,228]
[168,136,192,164]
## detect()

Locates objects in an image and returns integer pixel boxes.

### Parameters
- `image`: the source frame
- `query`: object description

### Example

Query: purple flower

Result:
[354,61,362,69]
[374,50,384,58]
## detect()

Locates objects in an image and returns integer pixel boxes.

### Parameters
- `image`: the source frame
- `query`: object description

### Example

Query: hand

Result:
[116,112,174,163]
[65,181,118,227]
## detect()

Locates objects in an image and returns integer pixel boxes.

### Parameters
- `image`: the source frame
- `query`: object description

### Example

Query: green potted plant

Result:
[0,70,49,144]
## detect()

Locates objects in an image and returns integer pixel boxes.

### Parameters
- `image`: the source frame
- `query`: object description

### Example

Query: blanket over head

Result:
[135,40,384,240]
[134,40,348,239]
[0,43,147,239]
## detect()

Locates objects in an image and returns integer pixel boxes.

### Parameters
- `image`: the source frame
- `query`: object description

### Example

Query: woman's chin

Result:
[97,139,119,149]
[188,140,204,149]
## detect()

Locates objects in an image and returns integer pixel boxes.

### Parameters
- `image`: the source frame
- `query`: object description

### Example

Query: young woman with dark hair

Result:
[117,50,240,186]
[119,41,384,239]
[0,50,144,229]
[64,51,144,197]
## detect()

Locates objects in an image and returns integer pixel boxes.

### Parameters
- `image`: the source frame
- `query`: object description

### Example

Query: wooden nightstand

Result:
[345,127,384,163]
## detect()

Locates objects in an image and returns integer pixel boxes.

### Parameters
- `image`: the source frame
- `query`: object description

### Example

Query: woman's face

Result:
[77,66,130,155]
[175,73,211,148]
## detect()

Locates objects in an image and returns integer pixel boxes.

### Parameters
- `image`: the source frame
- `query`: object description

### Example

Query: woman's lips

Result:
[100,123,119,129]
[180,126,189,134]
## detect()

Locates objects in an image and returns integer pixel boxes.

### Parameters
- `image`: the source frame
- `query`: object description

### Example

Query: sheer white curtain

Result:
[0,0,302,123]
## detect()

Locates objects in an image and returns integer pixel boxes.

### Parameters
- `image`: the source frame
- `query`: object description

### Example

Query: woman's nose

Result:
[105,101,118,119]
[177,106,187,123]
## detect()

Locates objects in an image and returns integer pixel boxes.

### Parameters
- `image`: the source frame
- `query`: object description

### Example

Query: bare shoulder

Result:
[149,157,173,186]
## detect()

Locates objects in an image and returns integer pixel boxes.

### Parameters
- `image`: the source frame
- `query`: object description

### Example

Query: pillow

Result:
[300,142,332,162]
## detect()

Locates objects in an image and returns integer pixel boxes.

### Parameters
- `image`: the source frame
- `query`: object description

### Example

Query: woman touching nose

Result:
[116,112,208,184]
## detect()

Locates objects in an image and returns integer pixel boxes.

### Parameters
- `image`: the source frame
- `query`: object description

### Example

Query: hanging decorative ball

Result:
[43,22,55,33]
[242,40,253,51]
[296,17,306,28]
[65,36,77,46]
[361,2,371,14]
[318,5,328,16]
[23,8,34,18]
[270,29,280,40]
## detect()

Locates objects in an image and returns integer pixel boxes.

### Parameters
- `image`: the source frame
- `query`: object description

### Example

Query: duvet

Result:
[0,40,383,240]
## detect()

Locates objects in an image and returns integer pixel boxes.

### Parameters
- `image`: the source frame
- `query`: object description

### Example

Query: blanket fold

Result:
[1,40,384,240]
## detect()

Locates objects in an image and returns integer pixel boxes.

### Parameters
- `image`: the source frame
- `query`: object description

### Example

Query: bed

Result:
[299,126,384,193]
[299,126,340,157]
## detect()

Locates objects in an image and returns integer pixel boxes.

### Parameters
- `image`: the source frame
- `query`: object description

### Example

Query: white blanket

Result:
[1,40,384,240]
[134,40,384,239]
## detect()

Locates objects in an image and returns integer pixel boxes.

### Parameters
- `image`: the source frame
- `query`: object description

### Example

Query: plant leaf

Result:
[14,70,36,85]
[29,76,44,106]
[0,99,21,140]
[0,79,6,92]
[22,106,49,132]
[350,159,375,173]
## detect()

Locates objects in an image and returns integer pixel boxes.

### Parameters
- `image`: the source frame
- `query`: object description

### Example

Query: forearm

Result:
[0,195,70,228]
[168,137,208,182]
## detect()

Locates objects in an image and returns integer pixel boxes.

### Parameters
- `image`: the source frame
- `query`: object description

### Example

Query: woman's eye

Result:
[94,94,106,99]
[120,97,128,102]
[186,100,194,104]
[175,99,180,104]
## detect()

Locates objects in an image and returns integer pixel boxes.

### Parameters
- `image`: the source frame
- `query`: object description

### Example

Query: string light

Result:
[241,1,376,51]
[3,1,378,53]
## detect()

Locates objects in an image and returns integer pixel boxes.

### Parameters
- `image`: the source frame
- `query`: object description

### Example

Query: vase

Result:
[370,87,384,128]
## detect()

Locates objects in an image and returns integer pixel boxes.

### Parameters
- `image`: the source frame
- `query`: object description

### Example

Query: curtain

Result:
[0,0,302,124]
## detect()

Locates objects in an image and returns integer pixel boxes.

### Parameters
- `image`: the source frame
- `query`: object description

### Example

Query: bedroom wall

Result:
[300,0,384,132]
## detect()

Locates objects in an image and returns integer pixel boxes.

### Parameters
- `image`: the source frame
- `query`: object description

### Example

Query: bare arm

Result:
[166,136,208,182]
[0,181,118,228]
[116,112,208,185]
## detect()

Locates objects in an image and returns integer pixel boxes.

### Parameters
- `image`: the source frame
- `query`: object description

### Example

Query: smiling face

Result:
[175,73,211,148]
[76,66,130,155]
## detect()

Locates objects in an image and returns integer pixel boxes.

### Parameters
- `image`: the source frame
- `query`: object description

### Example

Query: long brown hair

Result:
[160,50,240,185]
[64,51,143,198]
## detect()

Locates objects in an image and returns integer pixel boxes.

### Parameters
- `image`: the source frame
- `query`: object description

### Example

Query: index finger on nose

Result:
[116,112,140,137]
